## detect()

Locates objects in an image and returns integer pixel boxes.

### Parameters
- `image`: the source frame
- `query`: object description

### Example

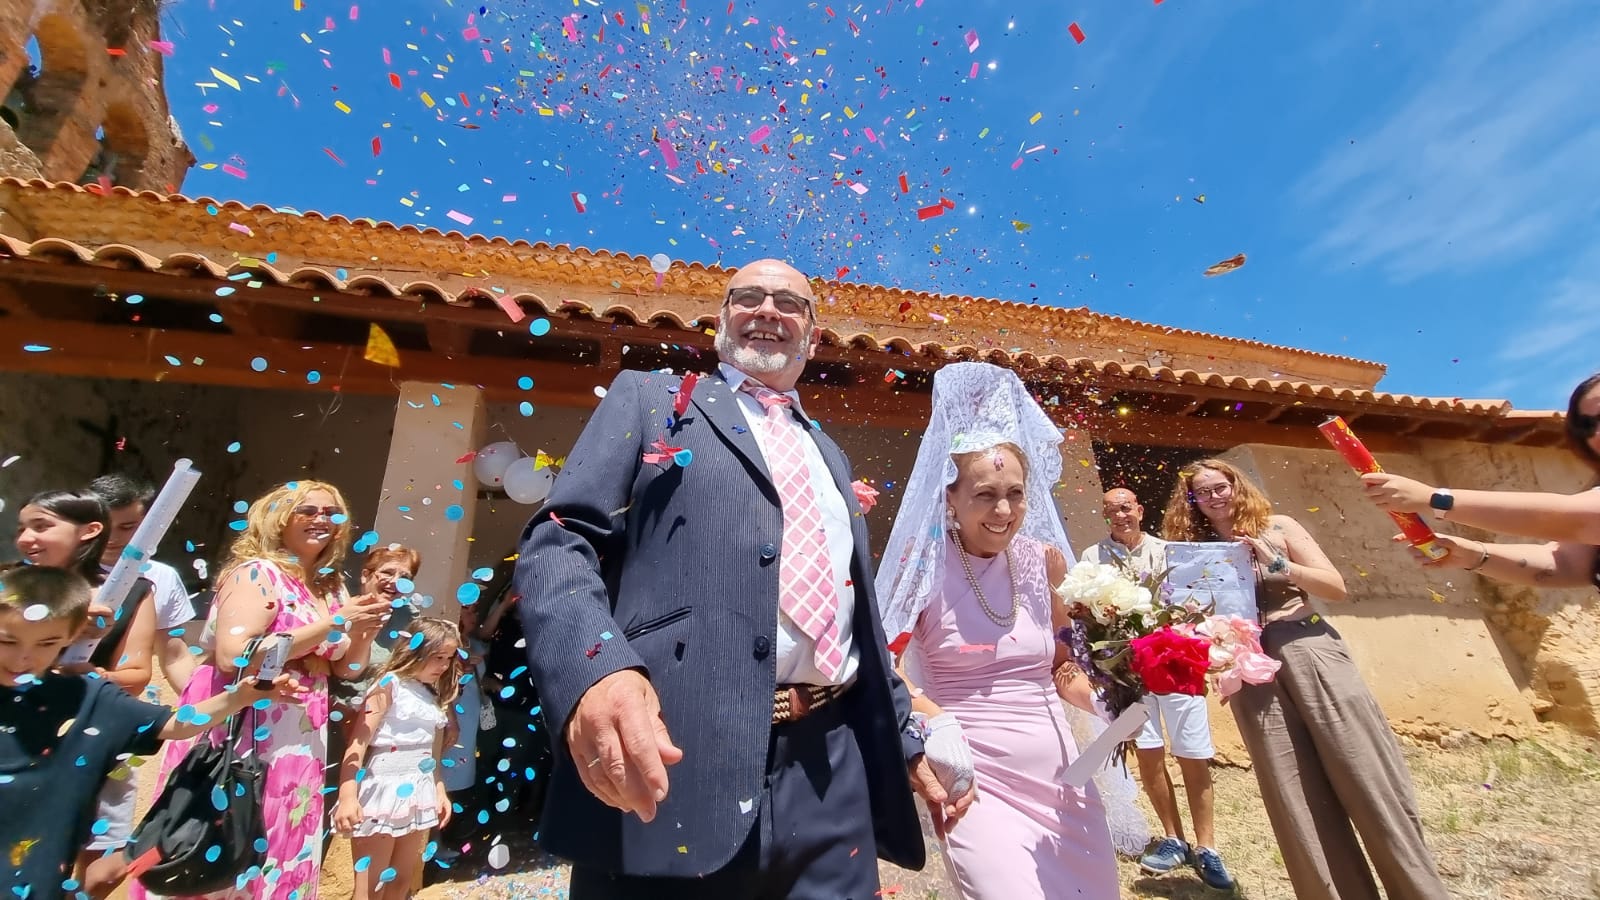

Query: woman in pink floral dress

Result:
[132,481,388,900]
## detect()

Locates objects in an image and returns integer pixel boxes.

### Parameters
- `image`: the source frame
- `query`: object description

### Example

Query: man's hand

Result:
[909,754,975,839]
[565,669,683,822]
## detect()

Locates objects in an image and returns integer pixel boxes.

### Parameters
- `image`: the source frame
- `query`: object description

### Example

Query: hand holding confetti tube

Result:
[1317,417,1448,561]
[59,458,202,665]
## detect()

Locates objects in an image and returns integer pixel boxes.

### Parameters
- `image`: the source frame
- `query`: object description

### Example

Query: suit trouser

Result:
[1231,615,1450,900]
[571,700,882,900]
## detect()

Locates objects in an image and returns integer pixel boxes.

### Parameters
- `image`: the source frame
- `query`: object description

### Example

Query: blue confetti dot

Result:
[354,856,371,873]
[229,519,248,531]
[227,441,241,453]
[408,631,426,650]
[250,357,268,372]
[379,867,397,884]
[517,376,534,390]
[396,577,415,593]
[418,758,437,774]
[307,370,321,384]
[91,818,110,835]
[205,845,222,863]
[216,286,235,297]
[457,582,481,605]
[254,837,269,853]
[673,449,694,467]
[472,567,494,581]
[477,810,490,824]
[212,784,228,811]
[445,504,464,521]
[209,313,225,323]
[233,500,248,513]
[529,318,551,337]
[519,401,534,417]
[22,344,51,352]
[126,294,144,305]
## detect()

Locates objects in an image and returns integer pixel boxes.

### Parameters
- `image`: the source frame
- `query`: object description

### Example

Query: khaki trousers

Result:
[1231,615,1450,900]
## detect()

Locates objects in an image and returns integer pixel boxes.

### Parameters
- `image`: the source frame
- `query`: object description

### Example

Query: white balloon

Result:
[649,252,671,274]
[502,457,555,505]
[473,441,520,488]
[487,843,510,870]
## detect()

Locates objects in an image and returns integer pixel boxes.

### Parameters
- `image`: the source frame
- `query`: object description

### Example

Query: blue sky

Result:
[147,0,1600,411]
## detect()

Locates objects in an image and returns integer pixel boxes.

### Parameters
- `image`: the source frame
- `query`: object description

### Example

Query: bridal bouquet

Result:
[1055,558,1212,719]
[1055,557,1282,719]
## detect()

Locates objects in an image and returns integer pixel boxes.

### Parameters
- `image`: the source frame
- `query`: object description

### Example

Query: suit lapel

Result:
[691,373,775,491]
[809,427,856,506]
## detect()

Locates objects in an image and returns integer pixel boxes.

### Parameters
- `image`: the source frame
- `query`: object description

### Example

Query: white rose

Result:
[1105,579,1153,621]
[1058,561,1121,608]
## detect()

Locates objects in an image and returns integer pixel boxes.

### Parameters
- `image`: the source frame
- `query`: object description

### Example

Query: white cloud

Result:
[1491,244,1600,408]
[1295,1,1600,282]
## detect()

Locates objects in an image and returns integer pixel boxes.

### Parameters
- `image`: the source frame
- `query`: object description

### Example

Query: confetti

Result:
[363,323,400,367]
[1203,253,1248,277]
[1068,22,1086,44]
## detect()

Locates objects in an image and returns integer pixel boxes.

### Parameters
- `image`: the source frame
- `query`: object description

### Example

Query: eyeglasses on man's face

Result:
[724,287,813,318]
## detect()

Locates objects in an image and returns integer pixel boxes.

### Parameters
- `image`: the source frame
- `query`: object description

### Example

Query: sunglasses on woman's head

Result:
[291,505,345,520]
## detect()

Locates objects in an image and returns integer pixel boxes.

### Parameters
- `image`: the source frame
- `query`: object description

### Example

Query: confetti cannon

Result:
[1317,417,1447,561]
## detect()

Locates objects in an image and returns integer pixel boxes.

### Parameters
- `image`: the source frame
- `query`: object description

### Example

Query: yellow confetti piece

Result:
[1427,588,1446,604]
[1029,111,1043,124]
[210,67,241,91]
[978,127,990,138]
[363,323,400,367]
[1306,507,1321,513]
[334,100,351,114]
[420,91,435,108]
[843,106,856,118]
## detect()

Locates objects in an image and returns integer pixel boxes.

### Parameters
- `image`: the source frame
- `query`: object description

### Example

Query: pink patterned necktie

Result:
[740,380,845,681]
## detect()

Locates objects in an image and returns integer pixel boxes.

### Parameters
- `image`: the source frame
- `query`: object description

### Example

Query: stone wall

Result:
[0,0,193,192]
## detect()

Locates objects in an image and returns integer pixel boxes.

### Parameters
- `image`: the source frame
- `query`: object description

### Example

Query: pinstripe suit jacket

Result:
[513,368,926,877]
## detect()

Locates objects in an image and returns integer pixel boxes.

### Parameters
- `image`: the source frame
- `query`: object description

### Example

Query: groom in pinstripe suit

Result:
[513,259,968,898]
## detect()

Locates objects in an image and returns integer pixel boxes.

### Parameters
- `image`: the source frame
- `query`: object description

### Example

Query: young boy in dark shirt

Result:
[0,566,300,900]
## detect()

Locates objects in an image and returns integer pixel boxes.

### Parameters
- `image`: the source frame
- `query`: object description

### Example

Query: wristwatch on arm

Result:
[1429,488,1455,519]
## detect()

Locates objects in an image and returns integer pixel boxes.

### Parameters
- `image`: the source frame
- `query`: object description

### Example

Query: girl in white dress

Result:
[334,617,464,900]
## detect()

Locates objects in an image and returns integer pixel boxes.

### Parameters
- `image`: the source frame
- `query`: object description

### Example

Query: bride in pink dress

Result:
[877,363,1126,900]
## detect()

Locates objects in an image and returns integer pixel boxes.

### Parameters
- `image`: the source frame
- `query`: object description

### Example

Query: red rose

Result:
[1129,627,1212,696]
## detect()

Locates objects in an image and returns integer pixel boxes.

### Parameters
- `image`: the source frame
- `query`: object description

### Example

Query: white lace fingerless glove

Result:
[920,712,975,797]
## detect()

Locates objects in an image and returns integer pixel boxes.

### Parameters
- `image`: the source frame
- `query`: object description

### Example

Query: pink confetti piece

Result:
[848,182,869,195]
[969,62,979,79]
[147,40,174,56]
[492,295,526,323]
[748,124,772,144]
[221,163,247,179]
[1011,158,1024,170]
[964,30,979,53]
[447,210,474,226]
[562,15,581,42]
[228,222,254,236]
[657,139,679,170]
[463,27,480,40]
[864,127,878,143]
[502,194,517,202]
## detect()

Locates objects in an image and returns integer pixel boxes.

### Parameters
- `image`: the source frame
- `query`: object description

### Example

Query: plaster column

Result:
[1054,427,1107,558]
[372,381,485,620]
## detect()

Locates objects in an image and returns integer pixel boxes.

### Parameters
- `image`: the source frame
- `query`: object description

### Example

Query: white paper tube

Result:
[59,459,202,665]
[1061,704,1149,788]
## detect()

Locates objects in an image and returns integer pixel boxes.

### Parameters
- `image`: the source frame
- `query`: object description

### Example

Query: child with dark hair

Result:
[13,490,160,895]
[0,566,302,900]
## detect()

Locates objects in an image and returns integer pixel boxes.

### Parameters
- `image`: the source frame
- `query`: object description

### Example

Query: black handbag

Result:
[126,654,267,894]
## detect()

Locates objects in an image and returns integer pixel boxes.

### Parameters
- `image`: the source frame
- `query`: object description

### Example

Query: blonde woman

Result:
[132,482,387,900]
[1162,460,1448,900]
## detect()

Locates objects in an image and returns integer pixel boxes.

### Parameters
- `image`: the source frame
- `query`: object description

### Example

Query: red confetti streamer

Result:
[371,137,381,157]
[388,72,401,89]
[1069,22,1086,43]
[897,173,909,193]
[673,374,699,418]
[323,147,345,166]
[939,196,956,209]
[917,204,944,220]
[454,451,477,463]
[571,192,587,213]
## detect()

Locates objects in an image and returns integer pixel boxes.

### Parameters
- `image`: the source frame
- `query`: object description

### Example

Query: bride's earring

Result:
[946,507,961,531]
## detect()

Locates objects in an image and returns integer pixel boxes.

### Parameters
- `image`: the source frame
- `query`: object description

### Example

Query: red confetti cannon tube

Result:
[1318,416,1448,561]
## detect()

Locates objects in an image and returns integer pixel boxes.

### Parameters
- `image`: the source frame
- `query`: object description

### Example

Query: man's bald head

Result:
[715,257,820,391]
[1102,488,1146,544]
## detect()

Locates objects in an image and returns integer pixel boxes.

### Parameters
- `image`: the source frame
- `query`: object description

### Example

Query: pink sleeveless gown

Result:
[912,535,1120,900]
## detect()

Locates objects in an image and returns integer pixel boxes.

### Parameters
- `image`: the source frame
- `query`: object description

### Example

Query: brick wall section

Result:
[0,0,193,191]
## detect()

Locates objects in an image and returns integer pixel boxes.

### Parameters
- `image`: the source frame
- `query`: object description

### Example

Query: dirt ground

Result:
[413,731,1600,899]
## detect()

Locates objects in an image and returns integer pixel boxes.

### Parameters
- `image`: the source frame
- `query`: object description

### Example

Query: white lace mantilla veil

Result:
[873,361,1151,857]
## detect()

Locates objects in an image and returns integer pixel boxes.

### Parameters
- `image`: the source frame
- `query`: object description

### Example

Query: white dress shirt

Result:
[719,363,859,686]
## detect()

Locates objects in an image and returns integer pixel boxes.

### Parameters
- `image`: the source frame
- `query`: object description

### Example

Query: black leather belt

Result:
[772,683,844,725]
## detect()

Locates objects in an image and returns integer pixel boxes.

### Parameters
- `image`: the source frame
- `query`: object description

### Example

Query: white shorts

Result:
[84,763,139,851]
[1135,693,1214,759]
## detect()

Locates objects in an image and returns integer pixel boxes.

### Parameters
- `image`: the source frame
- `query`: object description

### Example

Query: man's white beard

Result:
[716,323,807,375]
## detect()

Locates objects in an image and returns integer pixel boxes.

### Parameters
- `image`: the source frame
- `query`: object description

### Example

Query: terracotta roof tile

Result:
[0,178,1555,423]
[0,178,1386,390]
